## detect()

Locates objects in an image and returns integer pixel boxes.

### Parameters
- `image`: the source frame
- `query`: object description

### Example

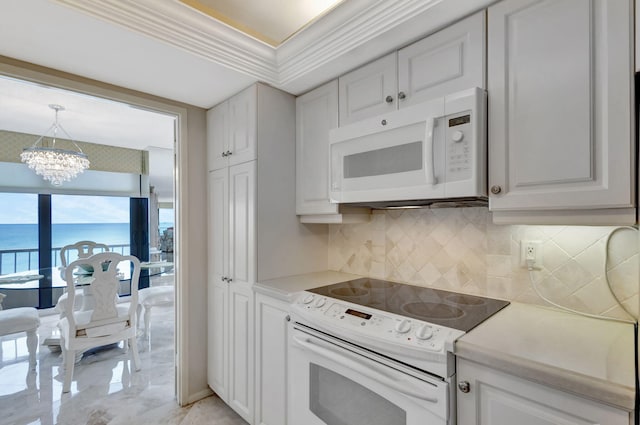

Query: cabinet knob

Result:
[285,315,291,322]
[398,91,406,100]
[221,152,227,157]
[490,185,502,195]
[381,119,387,126]
[458,381,471,393]
[385,95,394,104]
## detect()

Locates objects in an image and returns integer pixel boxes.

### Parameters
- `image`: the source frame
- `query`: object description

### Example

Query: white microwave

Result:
[329,87,486,206]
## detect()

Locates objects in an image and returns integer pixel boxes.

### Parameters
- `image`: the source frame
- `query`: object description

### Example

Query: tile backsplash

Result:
[328,208,639,320]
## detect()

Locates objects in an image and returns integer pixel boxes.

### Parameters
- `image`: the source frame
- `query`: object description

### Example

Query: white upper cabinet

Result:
[338,11,486,126]
[207,85,257,171]
[488,0,635,224]
[296,80,340,216]
[339,53,397,125]
[397,11,485,107]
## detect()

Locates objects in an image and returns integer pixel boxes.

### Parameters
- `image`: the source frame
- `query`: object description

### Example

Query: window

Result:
[0,193,38,273]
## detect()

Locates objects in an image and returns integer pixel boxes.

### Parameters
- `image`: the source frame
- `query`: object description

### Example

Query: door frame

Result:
[0,56,195,405]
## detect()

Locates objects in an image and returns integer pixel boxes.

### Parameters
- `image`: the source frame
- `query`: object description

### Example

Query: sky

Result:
[0,193,130,224]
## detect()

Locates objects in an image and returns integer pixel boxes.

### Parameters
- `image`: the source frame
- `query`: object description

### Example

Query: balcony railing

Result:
[0,244,130,275]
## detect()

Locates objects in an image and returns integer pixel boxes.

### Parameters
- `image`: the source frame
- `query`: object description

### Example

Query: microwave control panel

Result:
[445,111,472,182]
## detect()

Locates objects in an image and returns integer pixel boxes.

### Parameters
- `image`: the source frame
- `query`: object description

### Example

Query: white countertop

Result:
[455,302,636,411]
[254,270,362,302]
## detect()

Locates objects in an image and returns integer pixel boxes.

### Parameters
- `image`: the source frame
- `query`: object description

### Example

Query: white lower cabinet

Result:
[228,281,254,421]
[457,359,632,425]
[254,293,290,425]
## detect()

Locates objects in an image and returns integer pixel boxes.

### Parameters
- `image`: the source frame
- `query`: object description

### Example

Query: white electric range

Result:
[288,277,509,425]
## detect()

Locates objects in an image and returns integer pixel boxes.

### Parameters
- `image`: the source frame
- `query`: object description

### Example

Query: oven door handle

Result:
[292,335,439,404]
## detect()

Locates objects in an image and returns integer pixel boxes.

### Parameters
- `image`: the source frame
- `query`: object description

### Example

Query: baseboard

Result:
[185,388,214,405]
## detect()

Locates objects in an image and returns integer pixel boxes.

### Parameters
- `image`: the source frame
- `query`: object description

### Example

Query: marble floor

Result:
[0,304,247,425]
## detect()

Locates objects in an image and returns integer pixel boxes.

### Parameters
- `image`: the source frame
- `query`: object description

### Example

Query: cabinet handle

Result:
[490,185,502,195]
[221,276,227,282]
[226,150,233,156]
[227,278,233,283]
[385,95,394,104]
[458,381,470,393]
[221,152,227,157]
[285,315,291,322]
[398,91,406,100]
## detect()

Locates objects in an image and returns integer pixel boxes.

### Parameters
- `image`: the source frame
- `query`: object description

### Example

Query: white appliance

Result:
[329,87,486,207]
[288,278,509,425]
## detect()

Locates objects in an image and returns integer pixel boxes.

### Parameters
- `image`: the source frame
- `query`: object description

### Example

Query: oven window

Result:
[343,141,423,179]
[309,363,406,425]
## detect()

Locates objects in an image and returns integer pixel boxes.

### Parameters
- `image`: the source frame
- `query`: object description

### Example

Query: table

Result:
[0,261,174,308]
[0,261,174,353]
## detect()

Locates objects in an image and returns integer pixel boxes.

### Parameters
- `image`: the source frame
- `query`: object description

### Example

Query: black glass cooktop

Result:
[308,278,509,332]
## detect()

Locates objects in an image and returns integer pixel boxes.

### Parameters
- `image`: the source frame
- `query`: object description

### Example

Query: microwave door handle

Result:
[292,335,439,404]
[425,117,438,185]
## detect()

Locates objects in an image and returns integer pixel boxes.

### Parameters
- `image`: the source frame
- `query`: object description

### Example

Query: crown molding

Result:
[55,0,493,94]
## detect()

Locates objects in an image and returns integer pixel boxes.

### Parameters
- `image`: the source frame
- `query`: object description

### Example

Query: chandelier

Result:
[20,104,90,186]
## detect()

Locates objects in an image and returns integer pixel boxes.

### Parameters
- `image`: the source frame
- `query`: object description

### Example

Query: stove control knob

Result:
[302,294,314,304]
[313,297,326,308]
[415,325,434,340]
[394,319,411,334]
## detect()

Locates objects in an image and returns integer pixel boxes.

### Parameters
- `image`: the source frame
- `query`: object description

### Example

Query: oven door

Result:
[288,324,451,425]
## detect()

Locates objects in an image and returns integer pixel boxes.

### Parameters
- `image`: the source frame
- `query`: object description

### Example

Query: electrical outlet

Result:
[520,240,542,269]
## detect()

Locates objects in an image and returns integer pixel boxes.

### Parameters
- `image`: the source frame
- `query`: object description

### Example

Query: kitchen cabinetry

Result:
[208,161,256,423]
[487,0,635,224]
[207,83,327,424]
[338,11,485,125]
[457,359,632,425]
[295,79,370,223]
[254,293,290,425]
[207,85,257,171]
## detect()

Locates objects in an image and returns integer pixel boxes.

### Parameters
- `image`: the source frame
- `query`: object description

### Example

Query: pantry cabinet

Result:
[207,85,257,171]
[457,359,632,425]
[207,83,327,424]
[207,161,256,423]
[338,10,485,125]
[254,293,290,425]
[487,0,635,224]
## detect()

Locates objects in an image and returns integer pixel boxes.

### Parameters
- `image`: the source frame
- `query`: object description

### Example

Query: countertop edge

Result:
[455,340,636,411]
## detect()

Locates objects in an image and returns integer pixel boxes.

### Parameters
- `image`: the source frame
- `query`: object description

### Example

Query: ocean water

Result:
[0,222,174,273]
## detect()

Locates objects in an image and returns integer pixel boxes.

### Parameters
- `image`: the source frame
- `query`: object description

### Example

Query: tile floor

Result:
[0,304,247,425]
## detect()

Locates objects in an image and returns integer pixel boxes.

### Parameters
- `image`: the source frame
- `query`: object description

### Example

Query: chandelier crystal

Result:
[20,104,90,186]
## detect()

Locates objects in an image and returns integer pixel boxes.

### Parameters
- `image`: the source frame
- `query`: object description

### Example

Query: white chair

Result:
[58,252,141,393]
[137,285,174,337]
[0,307,39,369]
[56,241,110,314]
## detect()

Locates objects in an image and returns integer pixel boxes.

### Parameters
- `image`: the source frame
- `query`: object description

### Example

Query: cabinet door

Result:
[488,0,633,212]
[255,294,289,425]
[228,85,257,167]
[207,278,228,401]
[296,80,340,216]
[339,53,397,125]
[229,161,256,287]
[207,169,229,399]
[207,101,229,171]
[397,11,485,108]
[457,359,630,425]
[228,281,254,424]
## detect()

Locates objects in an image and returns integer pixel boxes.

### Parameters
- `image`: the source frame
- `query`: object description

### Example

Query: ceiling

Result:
[180,0,344,46]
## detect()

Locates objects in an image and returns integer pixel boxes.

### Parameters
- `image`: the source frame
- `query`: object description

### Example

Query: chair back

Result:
[60,241,110,268]
[63,252,140,328]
